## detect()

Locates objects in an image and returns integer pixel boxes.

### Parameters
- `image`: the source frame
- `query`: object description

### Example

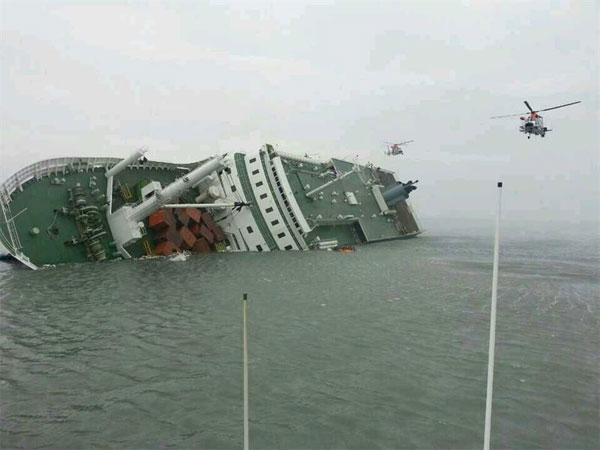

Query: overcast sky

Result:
[1,0,598,227]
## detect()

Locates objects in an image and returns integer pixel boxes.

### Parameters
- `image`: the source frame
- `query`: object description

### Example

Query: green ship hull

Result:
[0,145,421,269]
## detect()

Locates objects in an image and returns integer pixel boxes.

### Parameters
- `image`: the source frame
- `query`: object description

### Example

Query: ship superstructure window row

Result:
[269,162,303,236]
[267,156,312,235]
[244,153,300,251]
[220,157,271,252]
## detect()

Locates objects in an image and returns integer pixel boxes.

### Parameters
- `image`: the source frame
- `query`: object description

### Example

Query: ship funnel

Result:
[382,181,418,207]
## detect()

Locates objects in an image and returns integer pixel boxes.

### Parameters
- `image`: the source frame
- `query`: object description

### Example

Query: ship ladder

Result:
[143,240,153,256]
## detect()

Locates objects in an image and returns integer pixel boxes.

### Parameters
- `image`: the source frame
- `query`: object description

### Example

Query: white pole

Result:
[243,293,249,450]
[163,203,239,209]
[105,148,148,178]
[129,156,225,223]
[484,181,503,450]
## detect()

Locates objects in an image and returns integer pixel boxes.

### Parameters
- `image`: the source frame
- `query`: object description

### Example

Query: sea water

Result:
[1,220,598,449]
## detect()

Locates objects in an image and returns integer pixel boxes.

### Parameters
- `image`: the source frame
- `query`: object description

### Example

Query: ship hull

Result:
[0,146,422,269]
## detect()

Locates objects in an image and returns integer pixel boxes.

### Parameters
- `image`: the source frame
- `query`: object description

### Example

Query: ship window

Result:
[271,219,279,226]
[231,185,237,192]
[252,169,260,175]
[265,207,274,213]
[277,232,286,238]
[249,158,257,163]
[256,245,263,252]
[260,193,268,199]
[255,181,263,187]
[246,226,253,234]
[284,245,293,250]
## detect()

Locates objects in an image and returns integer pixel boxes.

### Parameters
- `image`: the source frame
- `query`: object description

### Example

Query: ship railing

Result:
[0,156,197,200]
[0,186,23,254]
[273,150,326,165]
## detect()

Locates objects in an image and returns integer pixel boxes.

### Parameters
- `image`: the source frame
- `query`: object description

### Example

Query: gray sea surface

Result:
[1,220,598,449]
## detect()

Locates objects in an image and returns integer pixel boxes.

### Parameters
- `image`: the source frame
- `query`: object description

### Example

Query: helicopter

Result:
[491,100,581,139]
[384,140,414,156]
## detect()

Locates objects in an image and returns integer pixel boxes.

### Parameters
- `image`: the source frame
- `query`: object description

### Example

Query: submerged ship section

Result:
[0,145,422,269]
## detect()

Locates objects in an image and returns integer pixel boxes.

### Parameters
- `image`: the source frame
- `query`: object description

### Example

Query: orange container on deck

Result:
[201,212,225,241]
[149,210,174,231]
[193,237,211,253]
[174,209,190,228]
[201,212,217,229]
[185,208,202,224]
[199,224,215,244]
[179,226,197,250]
[155,241,179,256]
[155,228,183,248]
[211,224,226,242]
[189,222,202,237]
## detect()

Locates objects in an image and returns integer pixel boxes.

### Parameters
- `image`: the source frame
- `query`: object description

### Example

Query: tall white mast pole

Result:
[484,181,503,450]
[243,293,249,450]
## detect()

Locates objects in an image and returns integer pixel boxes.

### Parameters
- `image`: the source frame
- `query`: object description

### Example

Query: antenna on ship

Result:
[242,293,250,450]
[484,182,502,450]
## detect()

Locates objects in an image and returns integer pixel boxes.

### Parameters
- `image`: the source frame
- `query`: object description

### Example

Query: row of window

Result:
[256,243,292,251]
[245,223,279,232]
[248,154,293,251]
[270,163,301,231]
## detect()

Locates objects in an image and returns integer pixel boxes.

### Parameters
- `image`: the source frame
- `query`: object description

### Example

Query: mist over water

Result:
[1,220,598,449]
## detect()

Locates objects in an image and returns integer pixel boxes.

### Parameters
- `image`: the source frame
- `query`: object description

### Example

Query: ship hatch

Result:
[353,222,367,243]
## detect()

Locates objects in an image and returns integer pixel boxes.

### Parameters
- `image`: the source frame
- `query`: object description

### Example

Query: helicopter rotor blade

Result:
[490,112,528,119]
[524,101,534,113]
[384,140,414,145]
[537,101,581,113]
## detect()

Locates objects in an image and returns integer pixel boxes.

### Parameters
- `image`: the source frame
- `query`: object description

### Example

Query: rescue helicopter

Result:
[491,100,581,139]
[384,140,414,156]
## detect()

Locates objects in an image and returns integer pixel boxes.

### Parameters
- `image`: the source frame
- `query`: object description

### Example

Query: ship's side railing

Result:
[0,187,37,269]
[0,156,194,199]
[273,150,325,165]
[0,187,21,252]
[0,156,200,269]
[1,157,120,199]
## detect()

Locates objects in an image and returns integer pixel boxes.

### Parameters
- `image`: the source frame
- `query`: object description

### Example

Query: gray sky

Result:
[1,0,598,226]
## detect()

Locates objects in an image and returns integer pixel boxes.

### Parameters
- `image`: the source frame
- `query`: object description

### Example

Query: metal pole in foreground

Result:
[484,182,503,450]
[243,293,249,450]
